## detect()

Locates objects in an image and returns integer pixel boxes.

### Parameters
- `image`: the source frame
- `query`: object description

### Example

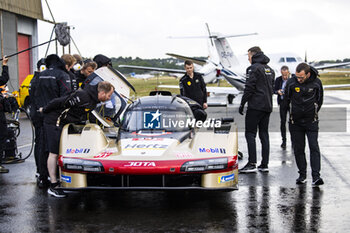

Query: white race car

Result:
[58,67,239,191]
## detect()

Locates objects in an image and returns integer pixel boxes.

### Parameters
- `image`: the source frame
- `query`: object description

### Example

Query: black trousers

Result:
[245,109,271,165]
[289,121,321,180]
[279,101,289,142]
[32,117,48,179]
[0,110,8,164]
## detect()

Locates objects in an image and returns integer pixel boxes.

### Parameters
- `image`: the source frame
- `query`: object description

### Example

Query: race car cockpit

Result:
[120,95,194,132]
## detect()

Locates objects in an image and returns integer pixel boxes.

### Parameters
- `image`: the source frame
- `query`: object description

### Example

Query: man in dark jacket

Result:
[179,60,207,109]
[29,58,47,184]
[75,60,97,88]
[32,54,71,187]
[274,65,292,149]
[285,63,324,186]
[42,81,114,198]
[61,54,78,91]
[0,56,9,173]
[239,46,275,173]
[83,55,112,87]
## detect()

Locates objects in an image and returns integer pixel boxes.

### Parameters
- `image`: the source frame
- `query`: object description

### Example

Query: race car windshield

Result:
[121,110,194,132]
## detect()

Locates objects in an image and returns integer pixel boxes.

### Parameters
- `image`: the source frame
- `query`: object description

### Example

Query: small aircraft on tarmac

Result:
[129,72,154,80]
[119,24,350,104]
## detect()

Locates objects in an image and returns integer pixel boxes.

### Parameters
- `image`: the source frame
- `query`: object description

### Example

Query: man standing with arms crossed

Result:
[239,47,275,173]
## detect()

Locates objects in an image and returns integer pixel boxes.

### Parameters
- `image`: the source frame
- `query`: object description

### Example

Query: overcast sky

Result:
[38,0,350,61]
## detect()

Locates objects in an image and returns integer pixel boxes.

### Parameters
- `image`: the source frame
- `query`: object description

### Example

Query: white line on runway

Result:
[18,143,32,149]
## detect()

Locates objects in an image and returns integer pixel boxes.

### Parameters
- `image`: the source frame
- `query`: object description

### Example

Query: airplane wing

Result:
[166,53,207,66]
[323,84,350,89]
[158,85,240,95]
[119,65,187,75]
[220,70,246,91]
[315,62,350,70]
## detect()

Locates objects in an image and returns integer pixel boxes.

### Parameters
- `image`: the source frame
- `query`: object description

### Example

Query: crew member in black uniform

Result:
[29,58,47,184]
[42,81,114,198]
[0,56,9,173]
[179,60,207,109]
[61,54,78,91]
[274,65,291,149]
[83,54,112,87]
[34,54,71,188]
[285,62,324,186]
[238,46,275,173]
[75,60,97,88]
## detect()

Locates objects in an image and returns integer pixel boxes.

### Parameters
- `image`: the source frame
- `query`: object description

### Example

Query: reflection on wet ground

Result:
[1,151,348,233]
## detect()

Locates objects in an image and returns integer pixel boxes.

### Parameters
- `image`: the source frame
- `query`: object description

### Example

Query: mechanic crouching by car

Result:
[41,81,114,198]
[0,56,9,173]
[285,63,324,186]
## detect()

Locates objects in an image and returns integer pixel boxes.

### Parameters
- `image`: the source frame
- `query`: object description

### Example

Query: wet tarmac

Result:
[1,90,350,232]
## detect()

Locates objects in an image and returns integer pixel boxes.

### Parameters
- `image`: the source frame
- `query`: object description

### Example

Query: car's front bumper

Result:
[59,168,238,191]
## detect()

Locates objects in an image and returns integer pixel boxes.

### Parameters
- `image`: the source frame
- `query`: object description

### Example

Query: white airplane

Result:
[129,72,154,80]
[119,24,350,103]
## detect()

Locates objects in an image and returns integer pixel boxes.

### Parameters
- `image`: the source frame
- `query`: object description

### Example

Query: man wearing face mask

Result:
[274,66,292,149]
[285,62,324,186]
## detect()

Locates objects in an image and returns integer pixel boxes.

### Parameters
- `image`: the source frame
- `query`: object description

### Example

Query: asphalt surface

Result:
[1,90,350,232]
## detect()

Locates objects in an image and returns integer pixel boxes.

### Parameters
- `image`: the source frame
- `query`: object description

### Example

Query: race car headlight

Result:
[180,158,228,172]
[63,158,104,172]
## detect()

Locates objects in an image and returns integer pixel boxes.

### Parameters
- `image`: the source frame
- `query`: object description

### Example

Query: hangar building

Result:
[0,0,43,91]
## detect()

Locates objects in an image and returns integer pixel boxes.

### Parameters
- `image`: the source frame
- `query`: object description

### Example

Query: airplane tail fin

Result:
[205,23,257,69]
[213,37,240,68]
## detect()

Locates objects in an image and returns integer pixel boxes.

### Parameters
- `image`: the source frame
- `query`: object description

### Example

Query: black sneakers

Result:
[257,164,269,172]
[281,141,286,150]
[48,182,67,198]
[0,165,9,173]
[239,163,257,173]
[37,177,50,189]
[296,176,307,184]
[312,178,324,187]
